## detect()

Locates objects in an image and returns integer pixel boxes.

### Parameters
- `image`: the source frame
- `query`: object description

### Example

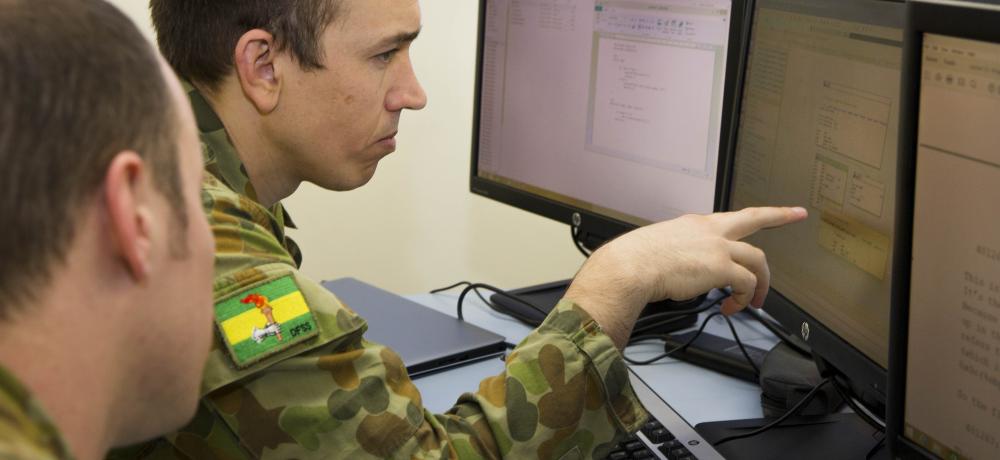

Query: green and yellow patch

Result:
[214,275,319,368]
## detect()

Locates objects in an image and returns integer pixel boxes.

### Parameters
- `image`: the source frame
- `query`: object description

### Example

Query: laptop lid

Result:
[321,277,507,378]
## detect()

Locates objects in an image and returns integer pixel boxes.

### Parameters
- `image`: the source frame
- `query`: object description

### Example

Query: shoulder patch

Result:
[214,275,320,368]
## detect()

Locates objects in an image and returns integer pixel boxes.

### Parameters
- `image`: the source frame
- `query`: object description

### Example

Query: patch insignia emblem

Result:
[214,275,319,368]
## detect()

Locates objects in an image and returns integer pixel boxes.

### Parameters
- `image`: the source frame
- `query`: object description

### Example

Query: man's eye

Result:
[376,49,399,63]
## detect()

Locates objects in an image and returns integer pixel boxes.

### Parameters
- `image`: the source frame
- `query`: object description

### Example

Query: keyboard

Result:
[605,370,725,460]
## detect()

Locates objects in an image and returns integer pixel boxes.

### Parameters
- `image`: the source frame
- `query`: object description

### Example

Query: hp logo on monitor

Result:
[801,322,811,341]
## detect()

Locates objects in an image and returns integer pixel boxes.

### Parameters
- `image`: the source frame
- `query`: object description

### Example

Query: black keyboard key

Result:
[658,439,682,454]
[624,441,645,452]
[642,420,663,433]
[630,449,655,459]
[665,447,692,460]
[607,450,628,460]
[646,427,674,444]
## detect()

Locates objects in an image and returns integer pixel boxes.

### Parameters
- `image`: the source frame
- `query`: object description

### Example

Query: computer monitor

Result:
[728,0,904,416]
[889,1,1000,459]
[471,0,746,249]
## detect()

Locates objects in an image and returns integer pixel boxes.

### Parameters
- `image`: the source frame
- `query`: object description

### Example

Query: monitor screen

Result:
[902,33,1000,460]
[729,0,903,370]
[476,0,734,226]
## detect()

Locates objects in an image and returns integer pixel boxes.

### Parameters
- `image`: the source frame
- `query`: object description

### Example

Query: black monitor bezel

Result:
[469,0,752,249]
[888,1,1000,458]
[724,0,907,420]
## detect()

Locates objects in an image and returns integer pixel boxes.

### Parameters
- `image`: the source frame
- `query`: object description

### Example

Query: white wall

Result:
[111,0,585,294]
[113,1,155,41]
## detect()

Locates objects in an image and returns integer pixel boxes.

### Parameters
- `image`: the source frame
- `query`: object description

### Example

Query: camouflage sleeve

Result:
[0,437,62,460]
[0,369,69,460]
[414,300,650,459]
[126,176,647,459]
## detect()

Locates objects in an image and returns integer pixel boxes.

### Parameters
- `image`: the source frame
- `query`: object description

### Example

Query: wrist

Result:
[585,239,659,303]
[565,247,648,349]
[563,288,632,350]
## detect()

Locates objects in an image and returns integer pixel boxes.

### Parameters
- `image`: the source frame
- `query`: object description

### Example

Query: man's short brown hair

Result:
[150,0,343,90]
[0,0,184,313]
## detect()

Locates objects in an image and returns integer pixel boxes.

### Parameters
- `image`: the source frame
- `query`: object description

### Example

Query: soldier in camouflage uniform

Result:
[125,0,807,458]
[0,0,216,459]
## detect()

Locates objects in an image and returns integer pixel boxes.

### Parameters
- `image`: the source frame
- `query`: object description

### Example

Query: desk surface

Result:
[406,292,779,427]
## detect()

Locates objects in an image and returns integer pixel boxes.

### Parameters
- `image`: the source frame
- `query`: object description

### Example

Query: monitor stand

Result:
[695,412,888,460]
[489,279,701,336]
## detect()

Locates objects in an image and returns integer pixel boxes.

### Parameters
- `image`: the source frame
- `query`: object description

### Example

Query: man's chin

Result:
[319,164,379,192]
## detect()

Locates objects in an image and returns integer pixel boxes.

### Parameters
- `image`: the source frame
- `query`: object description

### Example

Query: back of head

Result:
[0,0,183,314]
[0,1,218,452]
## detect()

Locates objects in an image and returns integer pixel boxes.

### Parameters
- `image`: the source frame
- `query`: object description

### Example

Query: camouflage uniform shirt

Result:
[0,366,72,460]
[121,86,648,459]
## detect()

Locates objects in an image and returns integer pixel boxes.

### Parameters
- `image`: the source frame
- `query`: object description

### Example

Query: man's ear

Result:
[103,151,155,282]
[234,29,282,114]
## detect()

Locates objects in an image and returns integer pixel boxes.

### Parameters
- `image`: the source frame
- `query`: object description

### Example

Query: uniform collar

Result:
[185,81,262,204]
[185,82,297,229]
[0,365,72,459]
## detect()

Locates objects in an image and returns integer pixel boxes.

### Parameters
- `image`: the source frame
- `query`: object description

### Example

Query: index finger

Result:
[719,207,808,240]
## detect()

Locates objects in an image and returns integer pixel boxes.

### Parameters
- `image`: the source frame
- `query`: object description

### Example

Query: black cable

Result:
[624,312,722,365]
[865,435,886,460]
[632,312,706,336]
[624,291,728,365]
[429,281,471,294]
[742,307,812,358]
[713,378,832,447]
[631,296,724,335]
[830,375,886,431]
[628,294,764,376]
[570,225,592,258]
[441,279,719,330]
[438,281,727,356]
[626,334,675,346]
[456,283,548,321]
[723,314,761,378]
[429,281,497,313]
[629,299,721,337]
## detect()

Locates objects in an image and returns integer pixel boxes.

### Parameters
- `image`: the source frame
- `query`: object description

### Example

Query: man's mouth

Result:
[377,131,398,149]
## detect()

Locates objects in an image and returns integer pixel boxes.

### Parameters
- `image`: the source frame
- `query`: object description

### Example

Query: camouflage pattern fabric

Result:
[109,86,648,459]
[0,366,72,459]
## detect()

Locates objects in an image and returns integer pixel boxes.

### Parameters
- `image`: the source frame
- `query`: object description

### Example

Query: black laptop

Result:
[321,277,507,378]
